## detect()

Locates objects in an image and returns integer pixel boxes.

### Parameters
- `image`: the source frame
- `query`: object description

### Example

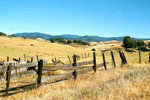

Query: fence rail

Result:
[0,50,150,96]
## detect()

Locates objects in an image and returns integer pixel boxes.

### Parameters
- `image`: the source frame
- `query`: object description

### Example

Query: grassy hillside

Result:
[0,36,150,100]
[2,65,150,100]
[0,36,90,63]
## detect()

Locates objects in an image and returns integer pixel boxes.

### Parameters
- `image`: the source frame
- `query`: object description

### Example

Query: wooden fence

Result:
[0,49,150,96]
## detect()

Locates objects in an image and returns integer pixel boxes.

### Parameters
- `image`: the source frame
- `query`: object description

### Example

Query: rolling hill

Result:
[12,32,150,42]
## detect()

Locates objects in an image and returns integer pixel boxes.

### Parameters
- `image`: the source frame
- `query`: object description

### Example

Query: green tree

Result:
[0,32,7,36]
[66,40,72,44]
[73,40,78,43]
[136,40,145,48]
[123,36,134,48]
[132,40,137,48]
[148,41,150,47]
[49,39,55,43]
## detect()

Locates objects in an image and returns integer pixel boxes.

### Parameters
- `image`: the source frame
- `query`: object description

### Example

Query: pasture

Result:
[0,36,150,100]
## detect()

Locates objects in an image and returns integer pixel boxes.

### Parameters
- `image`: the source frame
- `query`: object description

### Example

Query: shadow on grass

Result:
[0,78,69,97]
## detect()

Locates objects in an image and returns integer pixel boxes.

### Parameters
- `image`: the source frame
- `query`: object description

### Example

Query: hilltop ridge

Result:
[12,32,150,42]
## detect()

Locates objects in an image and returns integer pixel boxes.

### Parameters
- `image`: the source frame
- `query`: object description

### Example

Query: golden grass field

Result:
[2,65,150,100]
[0,36,150,100]
[0,36,93,64]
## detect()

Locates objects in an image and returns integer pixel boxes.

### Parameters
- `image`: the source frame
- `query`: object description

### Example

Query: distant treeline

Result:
[0,32,7,36]
[123,36,150,51]
[0,32,89,46]
[49,38,90,45]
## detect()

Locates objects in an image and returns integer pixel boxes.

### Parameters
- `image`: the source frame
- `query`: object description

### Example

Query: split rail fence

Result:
[0,49,150,96]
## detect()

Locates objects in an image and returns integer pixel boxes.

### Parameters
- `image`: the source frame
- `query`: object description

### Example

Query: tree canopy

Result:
[0,32,7,36]
[123,36,145,48]
[49,38,89,45]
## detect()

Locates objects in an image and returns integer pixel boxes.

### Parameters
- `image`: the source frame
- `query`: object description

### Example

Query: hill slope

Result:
[0,36,90,63]
[12,32,150,42]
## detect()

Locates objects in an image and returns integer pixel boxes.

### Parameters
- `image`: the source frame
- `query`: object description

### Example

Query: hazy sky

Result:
[0,0,150,38]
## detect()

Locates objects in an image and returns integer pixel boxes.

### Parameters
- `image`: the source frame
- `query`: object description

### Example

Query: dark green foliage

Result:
[137,40,145,47]
[123,36,145,48]
[50,39,55,43]
[148,42,150,47]
[123,36,135,48]
[73,39,90,45]
[73,40,78,43]
[82,41,89,45]
[8,34,17,37]
[0,32,7,36]
[138,46,150,51]
[66,40,72,44]
[49,38,66,44]
[49,38,89,45]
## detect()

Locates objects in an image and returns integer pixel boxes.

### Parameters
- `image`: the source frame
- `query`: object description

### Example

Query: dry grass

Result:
[0,36,150,100]
[0,36,90,63]
[1,65,150,100]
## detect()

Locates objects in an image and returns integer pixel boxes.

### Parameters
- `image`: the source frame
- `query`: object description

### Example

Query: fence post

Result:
[36,55,39,62]
[119,51,125,65]
[72,54,77,79]
[111,51,116,68]
[31,57,33,62]
[19,57,21,63]
[5,63,12,96]
[122,52,127,64]
[37,59,43,87]
[82,53,84,59]
[102,52,107,70]
[7,56,9,62]
[92,49,96,72]
[149,52,150,63]
[54,57,57,63]
[24,54,26,61]
[139,50,141,63]
[78,55,80,60]
[68,56,72,64]
[27,57,35,71]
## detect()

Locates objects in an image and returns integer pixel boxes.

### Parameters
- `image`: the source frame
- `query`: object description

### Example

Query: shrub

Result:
[49,38,89,45]
[66,40,72,44]
[123,36,134,48]
[8,34,17,37]
[148,41,150,47]
[138,46,150,51]
[137,40,145,48]
[0,32,7,36]
[50,39,55,43]
[123,36,145,49]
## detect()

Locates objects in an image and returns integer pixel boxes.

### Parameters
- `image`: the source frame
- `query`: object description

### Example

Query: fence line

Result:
[1,49,150,96]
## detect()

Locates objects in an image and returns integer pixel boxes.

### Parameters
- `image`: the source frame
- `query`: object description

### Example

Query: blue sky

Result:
[0,0,150,38]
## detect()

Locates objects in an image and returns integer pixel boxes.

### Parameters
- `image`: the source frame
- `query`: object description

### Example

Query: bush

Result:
[148,41,150,47]
[138,46,150,51]
[73,40,78,43]
[82,41,90,45]
[49,38,89,45]
[123,36,145,48]
[49,39,55,43]
[72,39,89,45]
[66,40,72,44]
[123,36,134,48]
[137,40,145,48]
[8,34,17,37]
[0,32,7,36]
